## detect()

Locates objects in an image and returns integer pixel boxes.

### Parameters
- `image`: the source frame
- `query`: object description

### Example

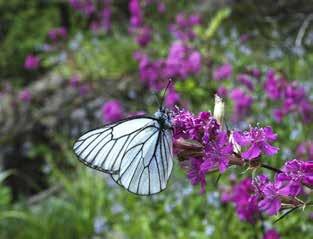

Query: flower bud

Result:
[174,138,203,160]
[214,94,225,127]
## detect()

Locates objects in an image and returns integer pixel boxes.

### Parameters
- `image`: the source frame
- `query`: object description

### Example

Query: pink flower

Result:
[135,26,152,47]
[173,109,219,143]
[69,75,80,88]
[276,159,313,196]
[201,131,233,173]
[24,54,40,70]
[173,109,224,192]
[157,2,166,13]
[135,42,201,90]
[239,33,251,43]
[165,42,202,78]
[230,178,260,223]
[101,100,124,123]
[249,68,261,78]
[213,64,232,81]
[230,88,253,121]
[187,51,201,73]
[296,141,313,160]
[187,158,207,193]
[48,27,67,42]
[78,84,91,96]
[69,0,95,16]
[237,74,254,91]
[264,70,286,100]
[129,0,142,27]
[233,126,279,160]
[263,229,280,239]
[18,89,32,103]
[257,182,282,215]
[272,108,285,122]
[216,86,228,98]
[165,88,180,107]
[169,13,201,41]
[300,99,313,123]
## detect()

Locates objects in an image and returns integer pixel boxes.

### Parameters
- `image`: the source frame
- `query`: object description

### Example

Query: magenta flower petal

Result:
[213,63,232,81]
[235,126,279,160]
[263,126,277,141]
[165,88,180,107]
[261,142,279,155]
[101,100,124,123]
[263,229,280,239]
[233,131,251,146]
[258,198,281,216]
[242,144,261,160]
[24,54,40,70]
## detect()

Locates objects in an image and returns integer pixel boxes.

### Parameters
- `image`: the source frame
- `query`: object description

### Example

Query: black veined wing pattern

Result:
[73,115,173,195]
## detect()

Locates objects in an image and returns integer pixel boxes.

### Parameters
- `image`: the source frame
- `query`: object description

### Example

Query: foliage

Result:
[1,0,313,238]
[0,0,59,78]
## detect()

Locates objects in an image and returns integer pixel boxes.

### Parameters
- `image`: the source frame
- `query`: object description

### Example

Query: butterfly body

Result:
[154,108,172,129]
[73,109,173,195]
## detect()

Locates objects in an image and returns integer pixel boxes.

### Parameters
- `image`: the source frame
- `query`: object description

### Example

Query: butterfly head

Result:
[155,107,172,129]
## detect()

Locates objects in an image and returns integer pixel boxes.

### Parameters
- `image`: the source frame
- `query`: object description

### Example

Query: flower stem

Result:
[260,164,282,173]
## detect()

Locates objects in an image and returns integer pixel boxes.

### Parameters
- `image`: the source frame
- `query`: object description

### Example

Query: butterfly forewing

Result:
[73,116,173,195]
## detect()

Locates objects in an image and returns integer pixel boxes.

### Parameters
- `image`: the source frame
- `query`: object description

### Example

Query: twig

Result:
[261,164,282,173]
[295,14,313,47]
[27,185,62,205]
[274,206,300,224]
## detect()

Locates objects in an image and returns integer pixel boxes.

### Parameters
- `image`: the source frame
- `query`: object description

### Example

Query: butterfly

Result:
[73,92,174,195]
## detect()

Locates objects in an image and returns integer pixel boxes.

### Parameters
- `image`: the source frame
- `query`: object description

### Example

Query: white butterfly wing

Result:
[112,127,173,195]
[73,117,173,195]
[74,118,155,173]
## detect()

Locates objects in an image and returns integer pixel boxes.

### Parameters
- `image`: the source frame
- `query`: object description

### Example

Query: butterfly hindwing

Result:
[112,128,173,195]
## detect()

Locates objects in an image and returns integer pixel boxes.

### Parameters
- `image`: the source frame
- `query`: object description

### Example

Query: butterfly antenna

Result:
[160,79,172,108]
[153,92,161,107]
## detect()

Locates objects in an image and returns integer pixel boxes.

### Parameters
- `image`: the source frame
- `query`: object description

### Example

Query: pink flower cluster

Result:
[173,109,232,192]
[213,63,232,81]
[264,69,313,123]
[101,100,124,123]
[48,27,67,42]
[69,0,112,32]
[173,108,283,194]
[213,64,260,122]
[18,89,32,103]
[297,141,313,160]
[165,88,180,107]
[129,0,161,47]
[237,73,255,91]
[69,0,95,16]
[222,158,313,221]
[24,54,40,70]
[222,178,259,223]
[230,88,253,122]
[129,0,165,28]
[233,126,279,160]
[169,13,201,41]
[263,229,280,239]
[134,41,201,91]
[171,108,313,222]
[69,75,92,96]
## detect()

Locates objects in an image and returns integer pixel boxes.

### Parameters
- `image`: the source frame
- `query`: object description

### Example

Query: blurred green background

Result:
[1,0,313,238]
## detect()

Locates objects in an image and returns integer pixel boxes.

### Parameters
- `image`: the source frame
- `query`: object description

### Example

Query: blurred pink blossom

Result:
[24,54,40,70]
[213,64,232,81]
[102,100,124,123]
